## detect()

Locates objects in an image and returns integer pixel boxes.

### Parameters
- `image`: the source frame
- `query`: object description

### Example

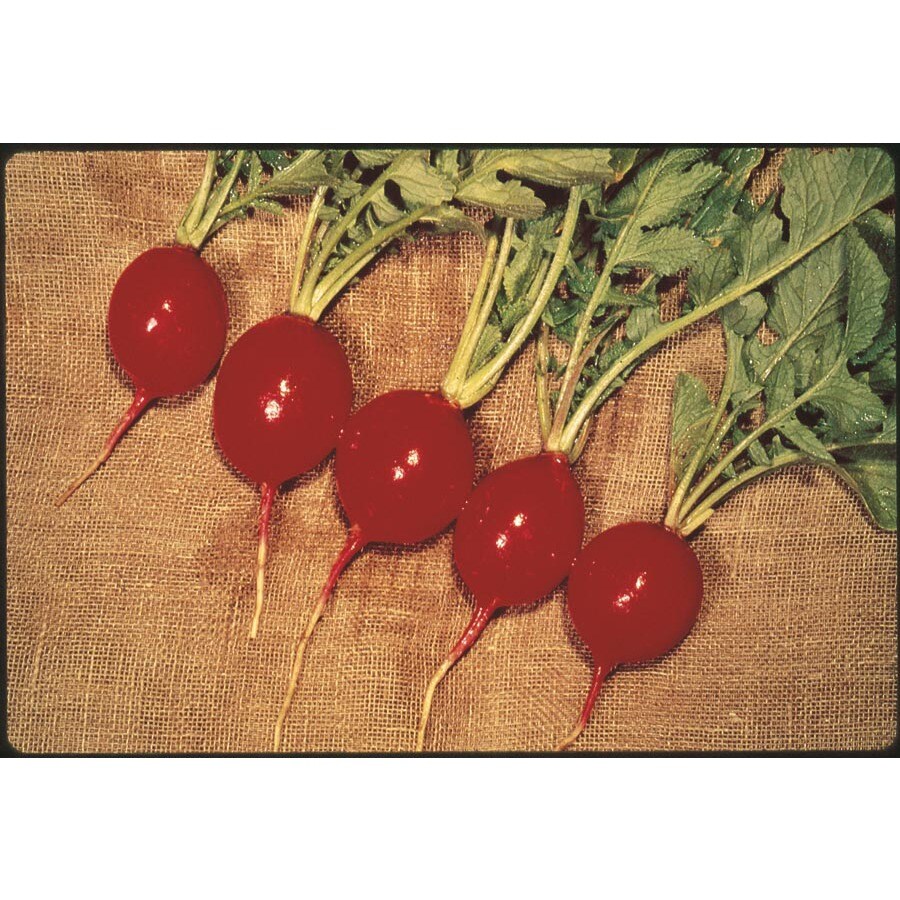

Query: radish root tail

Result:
[555,665,608,752]
[249,484,277,639]
[55,389,153,506]
[415,600,498,753]
[273,527,365,751]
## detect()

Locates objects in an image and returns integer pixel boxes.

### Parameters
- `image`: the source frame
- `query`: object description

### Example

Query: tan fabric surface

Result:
[4,150,897,754]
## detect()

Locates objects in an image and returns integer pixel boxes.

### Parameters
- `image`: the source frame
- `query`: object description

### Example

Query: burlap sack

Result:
[4,150,896,753]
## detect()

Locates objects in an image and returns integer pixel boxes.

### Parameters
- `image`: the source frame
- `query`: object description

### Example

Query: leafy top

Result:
[666,214,896,534]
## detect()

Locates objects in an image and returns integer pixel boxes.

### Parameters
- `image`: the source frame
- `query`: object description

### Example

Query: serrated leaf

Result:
[475,149,614,188]
[832,447,897,530]
[618,225,710,275]
[388,153,455,208]
[455,172,545,218]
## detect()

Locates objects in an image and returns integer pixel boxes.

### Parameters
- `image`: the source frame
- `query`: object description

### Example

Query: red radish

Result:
[57,246,227,505]
[213,314,353,638]
[556,521,702,751]
[415,451,584,751]
[273,388,475,748]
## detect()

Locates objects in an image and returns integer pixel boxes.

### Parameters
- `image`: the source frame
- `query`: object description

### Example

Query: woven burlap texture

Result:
[4,151,897,753]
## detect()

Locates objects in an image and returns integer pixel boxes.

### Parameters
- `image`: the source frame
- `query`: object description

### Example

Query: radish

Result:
[273,149,626,750]
[557,210,895,751]
[415,146,894,751]
[556,522,702,750]
[213,314,354,638]
[57,149,331,505]
[415,451,584,751]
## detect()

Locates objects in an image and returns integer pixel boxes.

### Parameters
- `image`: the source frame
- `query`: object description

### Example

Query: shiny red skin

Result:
[567,522,703,669]
[213,314,353,487]
[453,452,585,607]
[335,390,475,544]
[108,246,228,398]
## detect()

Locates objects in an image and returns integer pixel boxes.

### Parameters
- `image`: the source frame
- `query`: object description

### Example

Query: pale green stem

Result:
[441,232,501,400]
[289,187,328,316]
[546,158,666,450]
[535,322,553,446]
[186,150,248,249]
[679,456,802,537]
[677,354,847,524]
[454,187,583,409]
[442,220,514,401]
[308,205,432,321]
[177,151,218,245]
[295,152,415,313]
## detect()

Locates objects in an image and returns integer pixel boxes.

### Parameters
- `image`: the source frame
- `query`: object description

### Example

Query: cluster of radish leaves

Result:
[541,147,894,464]
[175,150,332,249]
[283,148,616,320]
[666,212,896,536]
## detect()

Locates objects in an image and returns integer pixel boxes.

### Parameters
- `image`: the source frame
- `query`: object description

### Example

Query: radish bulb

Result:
[416,451,584,751]
[557,522,702,751]
[57,246,227,505]
[213,314,353,638]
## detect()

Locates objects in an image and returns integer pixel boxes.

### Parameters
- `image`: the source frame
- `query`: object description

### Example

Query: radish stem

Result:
[556,664,608,752]
[416,599,498,752]
[288,187,327,316]
[273,526,366,751]
[56,388,153,506]
[250,484,277,639]
[454,188,583,409]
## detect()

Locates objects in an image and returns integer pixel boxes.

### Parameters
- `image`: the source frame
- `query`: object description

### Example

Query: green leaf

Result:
[353,149,405,168]
[671,373,714,482]
[617,224,710,275]
[474,149,614,188]
[388,153,455,208]
[603,149,721,232]
[691,147,765,237]
[781,148,895,250]
[832,446,897,530]
[844,225,890,356]
[455,172,545,218]
[721,291,767,336]
[809,368,886,439]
